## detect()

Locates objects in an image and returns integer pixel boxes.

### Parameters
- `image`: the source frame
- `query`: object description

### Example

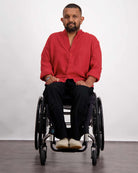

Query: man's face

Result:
[61,8,84,33]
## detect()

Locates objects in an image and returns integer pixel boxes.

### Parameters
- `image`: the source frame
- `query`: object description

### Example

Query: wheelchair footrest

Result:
[50,141,88,152]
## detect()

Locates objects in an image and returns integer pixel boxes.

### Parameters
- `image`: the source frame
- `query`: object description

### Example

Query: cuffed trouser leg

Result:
[43,82,68,139]
[71,85,92,140]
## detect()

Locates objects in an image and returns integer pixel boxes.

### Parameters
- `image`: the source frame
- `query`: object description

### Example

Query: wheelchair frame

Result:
[34,92,104,166]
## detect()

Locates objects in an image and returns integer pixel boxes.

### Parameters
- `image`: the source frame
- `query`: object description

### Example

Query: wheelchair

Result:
[34,91,104,166]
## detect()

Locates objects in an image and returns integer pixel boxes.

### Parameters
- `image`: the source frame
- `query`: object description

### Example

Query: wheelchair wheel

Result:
[40,147,47,165]
[92,96,101,158]
[35,97,43,150]
[91,149,97,166]
[97,97,104,151]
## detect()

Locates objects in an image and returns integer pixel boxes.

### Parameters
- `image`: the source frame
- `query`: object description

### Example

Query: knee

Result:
[43,82,65,103]
[45,82,63,94]
[43,83,57,100]
[46,82,57,92]
[75,86,90,99]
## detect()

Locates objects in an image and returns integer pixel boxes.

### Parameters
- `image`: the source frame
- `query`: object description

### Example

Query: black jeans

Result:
[43,80,93,140]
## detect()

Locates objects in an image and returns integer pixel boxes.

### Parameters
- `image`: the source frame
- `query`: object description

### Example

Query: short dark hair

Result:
[64,3,82,15]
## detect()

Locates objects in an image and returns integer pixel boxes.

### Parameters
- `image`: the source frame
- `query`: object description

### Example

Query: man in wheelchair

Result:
[40,3,102,150]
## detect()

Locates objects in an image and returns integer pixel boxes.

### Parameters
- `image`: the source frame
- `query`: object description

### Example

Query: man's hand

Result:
[76,76,97,88]
[76,80,89,87]
[44,74,59,85]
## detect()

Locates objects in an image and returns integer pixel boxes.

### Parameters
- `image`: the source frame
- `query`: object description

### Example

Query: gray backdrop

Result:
[0,0,138,141]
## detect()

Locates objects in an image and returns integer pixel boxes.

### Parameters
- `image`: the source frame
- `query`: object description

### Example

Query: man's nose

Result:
[68,16,74,22]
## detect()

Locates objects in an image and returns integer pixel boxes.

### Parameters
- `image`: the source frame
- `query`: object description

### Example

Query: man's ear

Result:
[61,18,63,23]
[80,16,84,24]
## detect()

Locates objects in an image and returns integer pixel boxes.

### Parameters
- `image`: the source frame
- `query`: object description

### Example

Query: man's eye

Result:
[65,16,69,19]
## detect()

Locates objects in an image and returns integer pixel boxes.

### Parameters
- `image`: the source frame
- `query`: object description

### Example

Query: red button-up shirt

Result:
[40,30,102,85]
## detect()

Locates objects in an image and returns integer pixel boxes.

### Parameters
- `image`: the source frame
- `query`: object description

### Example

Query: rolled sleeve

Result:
[40,37,54,81]
[86,38,102,81]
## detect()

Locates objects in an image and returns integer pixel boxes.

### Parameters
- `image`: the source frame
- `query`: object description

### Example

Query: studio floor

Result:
[0,141,138,173]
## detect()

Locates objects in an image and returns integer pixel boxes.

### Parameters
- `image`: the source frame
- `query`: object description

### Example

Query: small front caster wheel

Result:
[91,150,97,166]
[40,148,47,165]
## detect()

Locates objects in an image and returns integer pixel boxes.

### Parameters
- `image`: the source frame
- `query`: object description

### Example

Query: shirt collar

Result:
[63,29,83,37]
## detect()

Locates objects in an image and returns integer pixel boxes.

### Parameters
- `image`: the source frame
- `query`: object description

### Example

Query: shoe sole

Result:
[56,145,69,149]
[69,145,82,149]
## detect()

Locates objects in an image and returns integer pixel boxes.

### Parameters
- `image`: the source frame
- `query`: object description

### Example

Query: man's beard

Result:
[65,22,80,33]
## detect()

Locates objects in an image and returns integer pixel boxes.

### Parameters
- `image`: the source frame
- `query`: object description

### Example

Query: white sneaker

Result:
[56,138,69,149]
[69,138,82,149]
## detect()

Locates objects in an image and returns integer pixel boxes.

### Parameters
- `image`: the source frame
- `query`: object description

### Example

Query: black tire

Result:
[35,97,43,150]
[97,98,104,151]
[40,148,47,165]
[93,98,101,158]
[91,150,97,166]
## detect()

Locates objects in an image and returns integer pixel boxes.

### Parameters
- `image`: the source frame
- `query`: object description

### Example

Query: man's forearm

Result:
[85,76,96,87]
